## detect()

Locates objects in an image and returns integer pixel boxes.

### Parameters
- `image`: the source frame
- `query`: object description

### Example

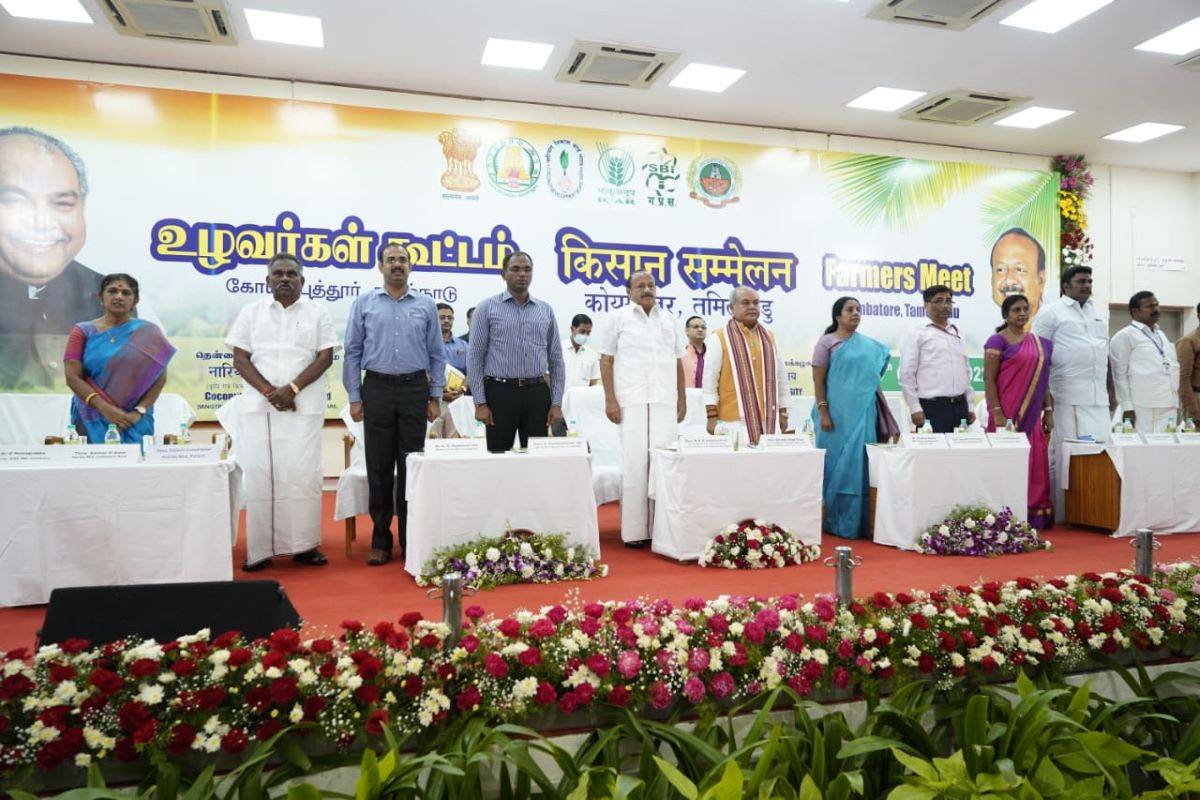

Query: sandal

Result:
[292,549,328,566]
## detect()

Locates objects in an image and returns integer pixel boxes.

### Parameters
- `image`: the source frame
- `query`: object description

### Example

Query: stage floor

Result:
[3,495,1198,652]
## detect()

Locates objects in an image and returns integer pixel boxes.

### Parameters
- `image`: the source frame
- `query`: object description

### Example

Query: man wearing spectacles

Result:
[898,285,975,433]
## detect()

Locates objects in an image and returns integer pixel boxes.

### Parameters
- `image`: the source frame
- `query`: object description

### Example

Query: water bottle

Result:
[957,418,968,433]
[474,419,486,438]
[1165,415,1177,433]
[566,417,579,438]
[104,424,120,445]
[1004,420,1015,433]
[64,424,78,444]
[1122,420,1133,434]
[920,420,933,433]
[802,419,813,434]
[1186,418,1197,433]
[179,423,191,445]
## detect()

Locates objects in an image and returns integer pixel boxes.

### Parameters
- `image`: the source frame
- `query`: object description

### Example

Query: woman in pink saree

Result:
[983,294,1055,530]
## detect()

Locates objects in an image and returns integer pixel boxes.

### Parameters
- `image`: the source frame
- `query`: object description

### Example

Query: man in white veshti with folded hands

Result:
[702,285,790,445]
[1110,290,1181,434]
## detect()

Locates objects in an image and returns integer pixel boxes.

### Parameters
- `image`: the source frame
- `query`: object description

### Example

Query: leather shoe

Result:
[623,540,650,549]
[242,558,270,572]
[367,549,391,566]
[292,549,328,566]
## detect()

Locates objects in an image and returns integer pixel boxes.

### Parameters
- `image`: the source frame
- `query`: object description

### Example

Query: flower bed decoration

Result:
[698,519,821,569]
[918,505,1049,556]
[416,529,606,590]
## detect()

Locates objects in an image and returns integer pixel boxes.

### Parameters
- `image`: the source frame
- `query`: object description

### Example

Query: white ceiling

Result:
[1,0,1198,171]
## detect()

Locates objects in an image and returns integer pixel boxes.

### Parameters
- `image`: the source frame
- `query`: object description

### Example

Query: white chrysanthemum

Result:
[289,704,304,723]
[513,677,538,701]
[519,542,534,557]
[485,547,501,562]
[137,683,165,705]
[465,552,478,567]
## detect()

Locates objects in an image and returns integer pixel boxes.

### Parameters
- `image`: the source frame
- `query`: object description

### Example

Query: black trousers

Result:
[918,395,970,434]
[362,373,428,553]
[484,379,550,453]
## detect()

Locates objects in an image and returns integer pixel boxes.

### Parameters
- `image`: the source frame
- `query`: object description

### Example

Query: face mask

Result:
[572,333,589,346]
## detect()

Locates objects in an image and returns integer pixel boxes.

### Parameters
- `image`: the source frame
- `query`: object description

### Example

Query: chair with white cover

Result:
[0,393,72,444]
[151,393,196,441]
[334,405,369,558]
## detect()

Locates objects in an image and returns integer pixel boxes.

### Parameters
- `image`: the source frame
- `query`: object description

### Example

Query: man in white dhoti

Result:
[1030,265,1116,520]
[1110,291,1181,433]
[703,286,790,445]
[596,271,686,547]
[225,253,337,571]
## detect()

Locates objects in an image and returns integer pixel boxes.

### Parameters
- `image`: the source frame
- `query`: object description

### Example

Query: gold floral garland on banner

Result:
[1052,155,1094,273]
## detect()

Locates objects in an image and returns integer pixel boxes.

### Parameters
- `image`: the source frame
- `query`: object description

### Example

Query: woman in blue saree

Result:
[812,297,899,539]
[63,273,175,443]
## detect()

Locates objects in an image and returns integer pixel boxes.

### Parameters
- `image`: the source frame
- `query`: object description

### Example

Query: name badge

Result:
[527,437,589,455]
[900,432,949,449]
[425,438,487,456]
[677,433,734,453]
[756,433,813,451]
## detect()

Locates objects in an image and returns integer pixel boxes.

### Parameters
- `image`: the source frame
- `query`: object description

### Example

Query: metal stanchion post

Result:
[1131,528,1160,577]
[823,546,863,606]
[426,572,475,648]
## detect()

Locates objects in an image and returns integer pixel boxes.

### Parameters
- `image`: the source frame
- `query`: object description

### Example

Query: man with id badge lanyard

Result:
[1110,291,1180,433]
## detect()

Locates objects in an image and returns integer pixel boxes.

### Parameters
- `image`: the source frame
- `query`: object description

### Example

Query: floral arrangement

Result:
[3,564,1199,779]
[918,505,1049,556]
[698,519,821,569]
[416,529,606,591]
[1052,154,1094,270]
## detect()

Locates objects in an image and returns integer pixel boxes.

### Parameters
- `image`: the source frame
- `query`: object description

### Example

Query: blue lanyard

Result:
[1135,325,1165,359]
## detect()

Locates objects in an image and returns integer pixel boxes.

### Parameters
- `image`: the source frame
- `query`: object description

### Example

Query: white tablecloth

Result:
[0,393,196,445]
[648,448,824,561]
[0,459,238,607]
[867,444,1029,551]
[403,451,601,577]
[1062,441,1200,536]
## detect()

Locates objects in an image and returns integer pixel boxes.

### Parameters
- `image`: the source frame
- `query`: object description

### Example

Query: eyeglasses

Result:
[929,299,955,307]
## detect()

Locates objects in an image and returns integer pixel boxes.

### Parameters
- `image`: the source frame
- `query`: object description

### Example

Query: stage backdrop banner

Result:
[0,74,1059,420]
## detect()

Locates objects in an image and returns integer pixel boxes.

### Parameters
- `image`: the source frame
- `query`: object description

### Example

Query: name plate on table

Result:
[947,431,991,449]
[0,445,141,467]
[1110,432,1144,446]
[756,433,813,450]
[425,438,487,457]
[987,431,1028,448]
[527,437,589,456]
[1143,433,1178,445]
[900,432,948,449]
[144,444,223,464]
[1175,432,1200,446]
[677,433,734,453]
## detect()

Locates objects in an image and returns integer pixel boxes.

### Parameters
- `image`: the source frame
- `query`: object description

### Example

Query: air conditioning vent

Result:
[867,0,1015,31]
[100,0,236,45]
[901,90,1029,125]
[555,40,679,89]
[1179,54,1200,71]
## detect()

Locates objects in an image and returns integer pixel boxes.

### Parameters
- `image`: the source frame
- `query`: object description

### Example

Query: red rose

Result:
[1101,587,1123,603]
[583,602,605,618]
[47,662,77,683]
[832,667,851,689]
[528,619,556,639]
[784,633,805,653]
[221,729,249,754]
[459,634,479,654]
[340,619,364,633]
[117,701,151,733]
[519,647,542,667]
[268,629,301,654]
[896,592,915,605]
[228,648,252,667]
[269,677,299,705]
[1076,622,1093,639]
[743,621,766,645]
[837,639,855,660]
[60,638,91,654]
[648,681,672,710]
[708,672,735,699]
[373,621,397,641]
[909,614,930,630]
[318,661,337,679]
[498,618,522,637]
[558,691,581,714]
[980,655,997,673]
[939,633,958,652]
[585,654,610,677]
[455,685,482,712]
[547,605,567,624]
[917,653,936,673]
[611,607,633,626]
[485,653,509,679]
[255,719,284,741]
[171,659,197,678]
[262,650,287,670]
[353,651,383,679]
[535,682,557,705]
[575,683,595,705]
[727,644,749,668]
[1101,636,1119,654]
[129,658,160,678]
[213,631,242,648]
[961,631,979,648]
[356,684,380,705]
[607,685,631,706]
[114,737,138,763]
[365,708,389,735]
[982,618,999,637]
[437,663,457,680]
[1082,572,1102,582]
[872,592,894,609]
[245,686,271,711]
[0,673,35,700]
[402,676,423,699]
[399,612,424,628]
[166,723,196,755]
[303,695,326,720]
[465,605,486,621]
[132,719,157,745]
[38,705,70,730]
[418,634,439,649]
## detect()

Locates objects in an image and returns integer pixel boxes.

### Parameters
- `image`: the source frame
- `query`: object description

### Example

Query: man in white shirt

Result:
[223,254,338,571]
[898,285,976,433]
[702,286,790,443]
[596,272,686,547]
[1110,291,1180,433]
[563,313,601,389]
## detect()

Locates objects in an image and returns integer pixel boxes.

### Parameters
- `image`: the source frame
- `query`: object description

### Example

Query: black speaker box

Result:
[38,580,301,647]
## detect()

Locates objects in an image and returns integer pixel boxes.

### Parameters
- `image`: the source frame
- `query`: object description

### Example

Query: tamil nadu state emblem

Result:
[486,137,541,197]
[545,139,584,199]
[687,156,741,209]
[438,129,481,193]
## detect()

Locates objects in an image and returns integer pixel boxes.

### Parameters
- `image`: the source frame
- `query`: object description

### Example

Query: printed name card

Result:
[756,433,813,451]
[987,431,1028,448]
[425,438,487,456]
[1142,433,1178,446]
[526,437,589,456]
[677,433,734,453]
[1175,432,1200,446]
[144,444,224,464]
[947,431,991,449]
[1109,432,1144,446]
[0,445,141,467]
[901,432,948,450]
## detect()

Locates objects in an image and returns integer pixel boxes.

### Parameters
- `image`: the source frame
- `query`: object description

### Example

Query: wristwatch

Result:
[134,405,147,415]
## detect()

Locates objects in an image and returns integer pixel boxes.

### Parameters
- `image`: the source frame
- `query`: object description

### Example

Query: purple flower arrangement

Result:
[918,505,1050,557]
[417,529,606,590]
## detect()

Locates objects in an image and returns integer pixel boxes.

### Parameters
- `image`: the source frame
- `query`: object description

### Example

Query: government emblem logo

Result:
[642,147,680,208]
[595,142,636,206]
[688,156,741,209]
[486,137,541,197]
[545,139,584,199]
[438,129,481,193]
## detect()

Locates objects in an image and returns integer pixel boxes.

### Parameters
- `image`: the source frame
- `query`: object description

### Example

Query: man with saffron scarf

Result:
[224,253,337,572]
[63,273,173,443]
[596,270,687,547]
[702,286,790,445]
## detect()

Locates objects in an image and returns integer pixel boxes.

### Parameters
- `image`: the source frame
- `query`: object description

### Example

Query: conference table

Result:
[1062,436,1200,536]
[648,446,824,561]
[0,458,240,607]
[403,450,601,578]
[867,436,1030,550]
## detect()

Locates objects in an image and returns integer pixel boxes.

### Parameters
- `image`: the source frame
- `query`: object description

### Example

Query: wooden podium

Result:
[1064,452,1120,531]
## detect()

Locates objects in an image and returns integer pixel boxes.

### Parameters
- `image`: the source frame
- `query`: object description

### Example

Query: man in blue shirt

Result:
[343,243,445,566]
[437,302,469,375]
[469,251,566,452]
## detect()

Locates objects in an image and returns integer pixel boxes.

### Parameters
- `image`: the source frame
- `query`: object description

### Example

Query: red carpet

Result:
[3,495,1198,652]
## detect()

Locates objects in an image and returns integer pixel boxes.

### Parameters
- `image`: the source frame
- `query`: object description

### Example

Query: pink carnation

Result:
[686,648,710,673]
[648,681,672,709]
[683,676,706,703]
[616,650,642,679]
[708,671,735,699]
